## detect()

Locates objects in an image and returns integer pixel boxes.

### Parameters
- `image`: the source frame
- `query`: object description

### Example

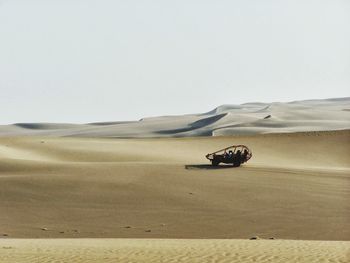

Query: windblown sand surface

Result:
[0,130,349,262]
[0,130,349,240]
[0,97,349,137]
[0,239,349,263]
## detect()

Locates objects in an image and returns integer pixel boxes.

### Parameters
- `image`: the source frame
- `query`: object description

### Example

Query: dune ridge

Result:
[0,97,349,137]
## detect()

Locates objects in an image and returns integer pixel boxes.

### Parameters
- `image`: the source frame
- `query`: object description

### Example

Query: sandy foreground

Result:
[0,130,349,261]
[0,239,349,263]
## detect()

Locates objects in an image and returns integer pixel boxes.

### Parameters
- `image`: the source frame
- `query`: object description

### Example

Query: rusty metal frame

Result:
[205,145,252,162]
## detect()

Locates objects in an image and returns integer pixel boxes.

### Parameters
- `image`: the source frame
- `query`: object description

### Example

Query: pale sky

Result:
[1,0,349,124]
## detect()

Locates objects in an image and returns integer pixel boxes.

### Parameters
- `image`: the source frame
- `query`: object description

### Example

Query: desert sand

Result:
[0,239,349,263]
[0,98,349,137]
[0,129,349,261]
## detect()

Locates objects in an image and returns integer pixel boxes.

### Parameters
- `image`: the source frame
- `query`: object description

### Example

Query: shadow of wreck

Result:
[185,164,237,170]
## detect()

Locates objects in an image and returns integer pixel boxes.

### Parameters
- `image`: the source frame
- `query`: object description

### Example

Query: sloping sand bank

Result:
[0,130,349,240]
[0,239,349,263]
[0,130,349,262]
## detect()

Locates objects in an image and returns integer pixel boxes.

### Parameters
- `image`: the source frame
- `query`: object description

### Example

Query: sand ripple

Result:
[0,239,349,263]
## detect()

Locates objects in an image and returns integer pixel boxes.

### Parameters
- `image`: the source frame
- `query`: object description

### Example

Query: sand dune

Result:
[1,105,349,262]
[0,130,349,241]
[0,97,349,137]
[0,239,349,263]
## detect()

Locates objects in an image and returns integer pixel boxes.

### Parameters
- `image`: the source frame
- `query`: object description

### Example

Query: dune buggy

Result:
[206,145,252,167]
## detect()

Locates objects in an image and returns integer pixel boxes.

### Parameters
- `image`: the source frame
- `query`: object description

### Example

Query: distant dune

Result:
[0,97,349,137]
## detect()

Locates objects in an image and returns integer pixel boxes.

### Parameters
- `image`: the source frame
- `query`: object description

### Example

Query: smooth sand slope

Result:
[0,130,349,262]
[0,130,349,240]
[0,97,349,137]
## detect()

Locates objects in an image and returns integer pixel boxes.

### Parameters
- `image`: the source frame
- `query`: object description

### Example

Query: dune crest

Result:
[0,97,349,137]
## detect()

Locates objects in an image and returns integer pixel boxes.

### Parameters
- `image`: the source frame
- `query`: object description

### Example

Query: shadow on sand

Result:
[185,164,236,170]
